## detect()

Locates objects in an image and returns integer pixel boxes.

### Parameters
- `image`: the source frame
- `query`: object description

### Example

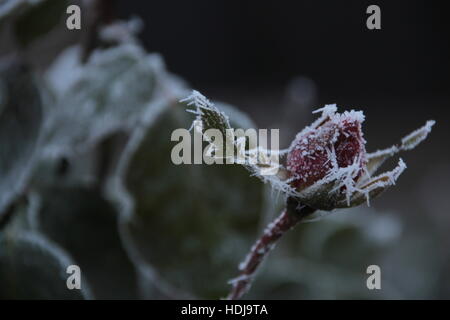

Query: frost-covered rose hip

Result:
[182,91,435,212]
[287,109,367,191]
[280,103,433,211]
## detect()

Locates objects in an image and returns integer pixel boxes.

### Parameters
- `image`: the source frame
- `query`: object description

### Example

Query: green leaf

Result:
[34,44,162,189]
[0,60,42,220]
[0,230,88,299]
[43,44,158,158]
[341,159,407,208]
[31,186,141,299]
[0,0,44,22]
[13,0,67,47]
[118,103,267,298]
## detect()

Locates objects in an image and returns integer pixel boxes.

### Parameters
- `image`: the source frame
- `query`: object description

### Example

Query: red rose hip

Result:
[287,111,367,191]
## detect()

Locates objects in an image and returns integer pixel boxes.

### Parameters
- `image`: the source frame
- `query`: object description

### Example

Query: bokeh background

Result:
[0,0,449,299]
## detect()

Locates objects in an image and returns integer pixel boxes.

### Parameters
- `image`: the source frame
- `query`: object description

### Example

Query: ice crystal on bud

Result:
[284,106,435,211]
[287,110,367,191]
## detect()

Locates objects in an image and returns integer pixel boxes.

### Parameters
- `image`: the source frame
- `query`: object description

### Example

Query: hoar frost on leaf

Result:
[28,39,193,298]
[42,42,184,162]
[363,120,435,177]
[0,0,43,20]
[0,61,43,217]
[42,40,161,143]
[0,231,93,299]
[181,90,286,180]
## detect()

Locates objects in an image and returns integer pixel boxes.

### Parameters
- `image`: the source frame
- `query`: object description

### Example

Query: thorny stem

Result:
[227,197,316,300]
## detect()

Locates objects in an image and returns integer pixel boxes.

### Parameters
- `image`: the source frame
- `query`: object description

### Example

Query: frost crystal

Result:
[287,109,366,192]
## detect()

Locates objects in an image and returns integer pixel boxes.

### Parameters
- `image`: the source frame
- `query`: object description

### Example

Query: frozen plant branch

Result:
[227,197,315,300]
[181,90,435,300]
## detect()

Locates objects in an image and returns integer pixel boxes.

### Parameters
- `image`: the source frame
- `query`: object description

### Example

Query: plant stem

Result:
[81,0,117,62]
[0,193,27,231]
[227,197,315,300]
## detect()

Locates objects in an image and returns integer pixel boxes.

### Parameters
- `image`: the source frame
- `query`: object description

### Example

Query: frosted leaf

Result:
[10,0,67,47]
[181,90,231,138]
[45,46,83,98]
[339,158,407,208]
[42,43,179,159]
[181,90,283,177]
[401,120,435,151]
[0,61,43,217]
[0,0,42,20]
[30,186,142,299]
[364,120,435,178]
[0,231,92,299]
[107,101,267,298]
[34,41,187,190]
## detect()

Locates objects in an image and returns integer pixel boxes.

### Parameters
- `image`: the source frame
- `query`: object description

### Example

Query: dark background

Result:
[117,0,449,97]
